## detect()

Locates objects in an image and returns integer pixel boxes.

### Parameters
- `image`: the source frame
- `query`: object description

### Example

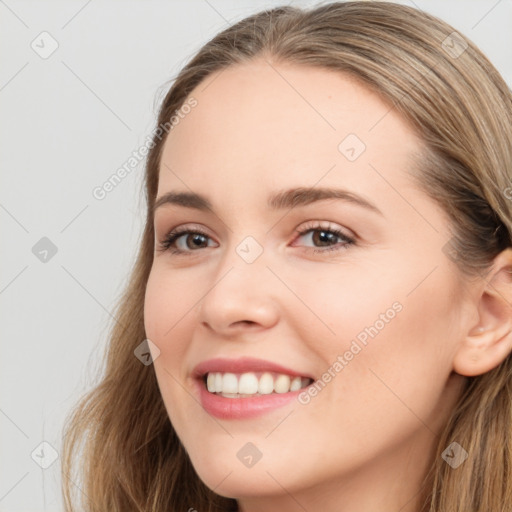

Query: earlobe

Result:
[453,248,512,377]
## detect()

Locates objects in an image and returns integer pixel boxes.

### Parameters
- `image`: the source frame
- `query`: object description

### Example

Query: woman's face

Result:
[144,59,472,509]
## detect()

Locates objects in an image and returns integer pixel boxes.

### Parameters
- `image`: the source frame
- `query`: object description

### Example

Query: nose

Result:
[198,247,280,337]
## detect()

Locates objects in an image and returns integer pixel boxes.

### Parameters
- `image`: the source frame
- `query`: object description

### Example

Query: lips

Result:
[190,356,317,419]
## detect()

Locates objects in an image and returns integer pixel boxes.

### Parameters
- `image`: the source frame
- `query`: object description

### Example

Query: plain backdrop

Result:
[1,0,511,510]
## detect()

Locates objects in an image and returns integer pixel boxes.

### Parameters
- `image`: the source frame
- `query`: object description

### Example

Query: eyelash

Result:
[157,221,355,256]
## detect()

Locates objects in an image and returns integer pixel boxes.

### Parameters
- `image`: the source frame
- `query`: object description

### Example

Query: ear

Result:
[453,247,512,377]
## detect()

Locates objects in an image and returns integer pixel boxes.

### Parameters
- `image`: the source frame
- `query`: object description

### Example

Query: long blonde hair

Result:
[61,2,512,510]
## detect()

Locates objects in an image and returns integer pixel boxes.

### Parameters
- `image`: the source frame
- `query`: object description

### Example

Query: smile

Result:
[193,356,317,418]
[205,371,314,397]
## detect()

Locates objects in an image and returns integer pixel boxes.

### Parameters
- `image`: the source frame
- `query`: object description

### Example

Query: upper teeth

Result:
[206,372,312,396]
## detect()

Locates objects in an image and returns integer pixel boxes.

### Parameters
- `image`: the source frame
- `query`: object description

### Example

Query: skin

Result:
[144,58,512,512]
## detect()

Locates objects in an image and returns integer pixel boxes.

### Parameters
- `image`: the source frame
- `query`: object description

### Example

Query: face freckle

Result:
[143,58,469,508]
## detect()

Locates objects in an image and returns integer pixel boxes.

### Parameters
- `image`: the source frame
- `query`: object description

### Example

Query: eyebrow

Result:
[153,187,383,216]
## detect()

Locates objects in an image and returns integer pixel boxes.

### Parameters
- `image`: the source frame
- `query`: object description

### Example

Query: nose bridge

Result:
[198,232,278,331]
[210,233,269,298]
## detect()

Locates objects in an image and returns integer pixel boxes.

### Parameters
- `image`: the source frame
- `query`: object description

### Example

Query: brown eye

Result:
[293,223,355,253]
[158,229,216,254]
[311,230,342,247]
[183,233,209,249]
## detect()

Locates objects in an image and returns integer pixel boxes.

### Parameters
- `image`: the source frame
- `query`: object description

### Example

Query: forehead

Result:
[158,59,422,208]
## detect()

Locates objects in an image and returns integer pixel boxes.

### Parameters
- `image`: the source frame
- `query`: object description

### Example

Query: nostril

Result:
[228,320,258,329]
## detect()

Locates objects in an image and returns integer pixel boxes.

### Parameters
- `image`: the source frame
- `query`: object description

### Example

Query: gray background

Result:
[1,0,511,510]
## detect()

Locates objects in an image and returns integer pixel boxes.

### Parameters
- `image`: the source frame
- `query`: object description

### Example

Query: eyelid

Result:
[160,220,352,243]
[293,219,355,238]
[160,222,215,240]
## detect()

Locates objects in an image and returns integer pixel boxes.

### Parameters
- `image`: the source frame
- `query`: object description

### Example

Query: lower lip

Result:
[195,378,307,419]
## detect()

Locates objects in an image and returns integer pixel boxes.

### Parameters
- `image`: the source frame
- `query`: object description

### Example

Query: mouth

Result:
[202,371,315,398]
[192,356,317,417]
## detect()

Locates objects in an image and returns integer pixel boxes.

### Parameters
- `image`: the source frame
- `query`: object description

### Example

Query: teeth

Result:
[205,371,312,396]
[207,372,215,392]
[258,372,274,395]
[214,373,223,392]
[290,376,302,392]
[222,373,238,394]
[239,372,259,394]
[274,374,290,393]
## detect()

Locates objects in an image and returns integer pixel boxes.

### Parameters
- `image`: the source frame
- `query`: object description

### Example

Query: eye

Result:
[157,221,356,256]
[157,227,217,255]
[292,221,355,253]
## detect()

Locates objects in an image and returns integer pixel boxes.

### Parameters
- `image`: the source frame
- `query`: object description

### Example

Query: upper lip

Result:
[192,356,315,380]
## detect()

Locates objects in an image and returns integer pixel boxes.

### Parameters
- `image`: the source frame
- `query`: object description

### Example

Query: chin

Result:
[190,457,297,499]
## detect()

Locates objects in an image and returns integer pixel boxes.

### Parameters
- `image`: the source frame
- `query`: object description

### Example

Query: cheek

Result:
[144,267,200,428]
[145,266,193,343]
[143,267,197,378]
[305,263,458,430]
[315,252,459,369]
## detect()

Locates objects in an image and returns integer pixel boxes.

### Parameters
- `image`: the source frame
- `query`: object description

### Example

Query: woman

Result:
[61,2,512,511]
